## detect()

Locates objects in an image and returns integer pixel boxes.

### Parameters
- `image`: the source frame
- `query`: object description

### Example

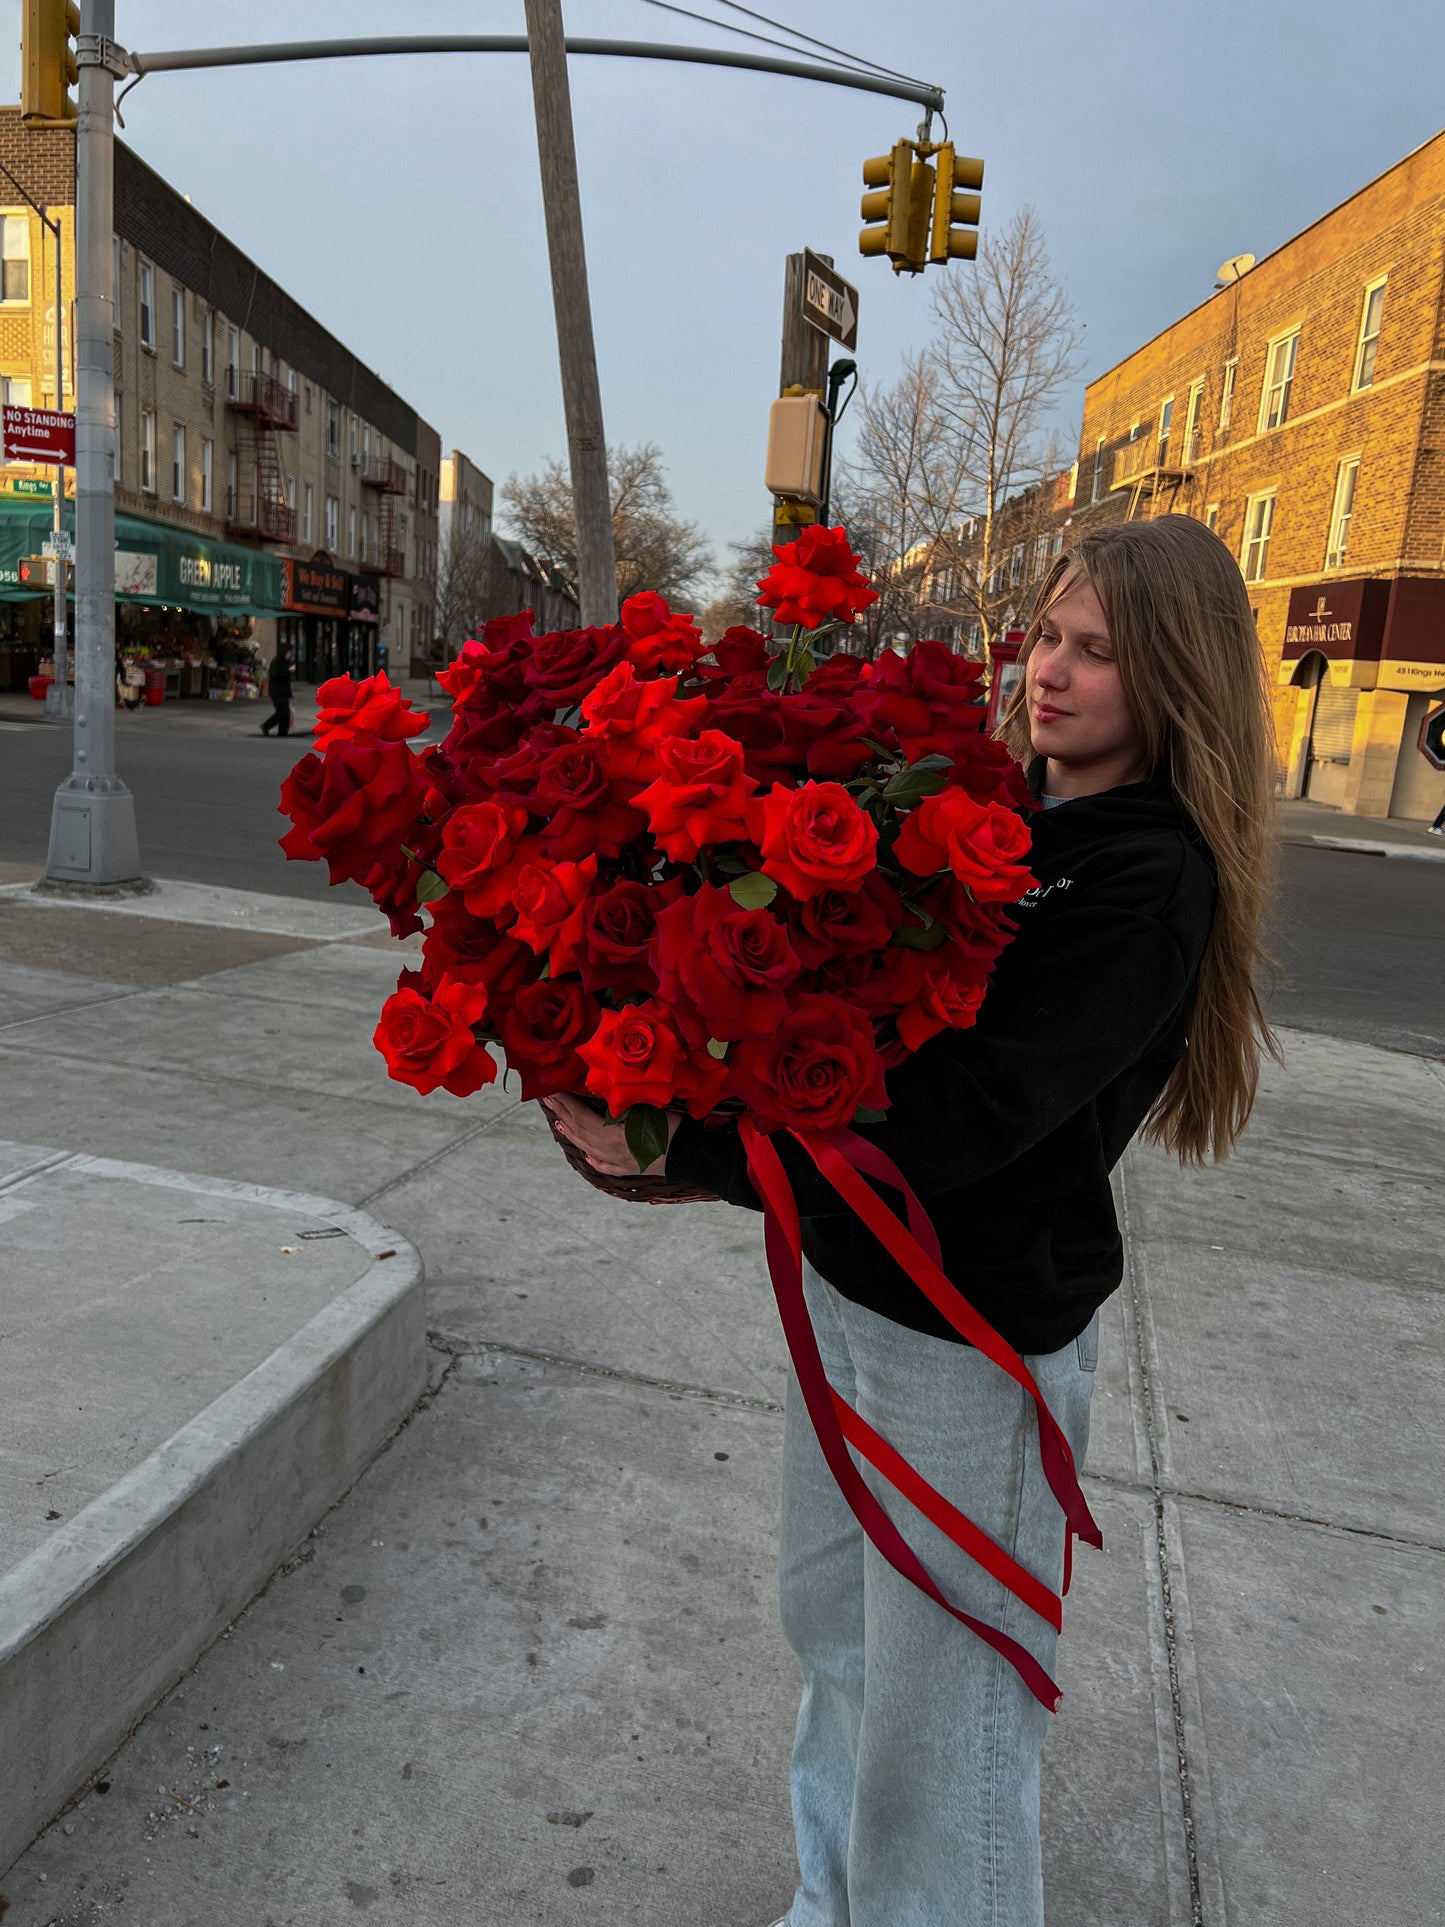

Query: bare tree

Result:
[434,516,493,655]
[843,205,1082,655]
[502,442,713,612]
[700,528,777,641]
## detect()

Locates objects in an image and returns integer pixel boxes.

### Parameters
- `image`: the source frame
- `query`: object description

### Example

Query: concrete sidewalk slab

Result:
[1,875,383,942]
[0,1145,424,1882]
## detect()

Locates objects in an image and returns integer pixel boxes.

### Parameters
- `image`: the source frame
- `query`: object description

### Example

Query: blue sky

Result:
[4,0,1445,585]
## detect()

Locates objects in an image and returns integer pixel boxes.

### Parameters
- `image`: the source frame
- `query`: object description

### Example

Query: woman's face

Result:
[1024,569,1146,792]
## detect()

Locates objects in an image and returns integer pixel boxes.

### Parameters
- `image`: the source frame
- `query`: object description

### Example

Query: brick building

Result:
[0,113,441,686]
[1072,128,1445,822]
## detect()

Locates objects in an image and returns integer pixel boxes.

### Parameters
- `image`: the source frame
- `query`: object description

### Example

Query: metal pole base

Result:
[44,777,146,889]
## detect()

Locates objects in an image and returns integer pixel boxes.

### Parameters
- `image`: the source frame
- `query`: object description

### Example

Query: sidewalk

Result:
[1279,794,1445,860]
[0,878,1440,1925]
[0,674,447,742]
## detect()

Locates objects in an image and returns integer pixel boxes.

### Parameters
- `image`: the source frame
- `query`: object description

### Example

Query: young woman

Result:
[546,513,1278,1927]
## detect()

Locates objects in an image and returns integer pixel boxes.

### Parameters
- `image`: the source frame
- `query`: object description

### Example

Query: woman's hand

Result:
[542,1093,682,1179]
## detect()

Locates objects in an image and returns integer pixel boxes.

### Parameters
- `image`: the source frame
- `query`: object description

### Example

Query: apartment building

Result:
[0,112,440,684]
[1072,127,1445,821]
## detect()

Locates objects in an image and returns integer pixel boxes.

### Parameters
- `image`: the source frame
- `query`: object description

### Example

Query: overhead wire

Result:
[706,0,932,89]
[635,0,932,92]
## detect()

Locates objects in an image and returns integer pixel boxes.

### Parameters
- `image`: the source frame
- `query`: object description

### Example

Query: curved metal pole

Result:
[124,34,946,115]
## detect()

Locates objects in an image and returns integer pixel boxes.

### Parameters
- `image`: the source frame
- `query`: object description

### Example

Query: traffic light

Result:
[929,144,984,264]
[22,0,81,127]
[859,142,914,265]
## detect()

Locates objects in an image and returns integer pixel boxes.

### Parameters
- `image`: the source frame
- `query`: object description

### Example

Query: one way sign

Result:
[801,250,859,351]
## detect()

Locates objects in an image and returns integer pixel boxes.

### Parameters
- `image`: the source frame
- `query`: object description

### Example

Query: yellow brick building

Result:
[1073,129,1445,822]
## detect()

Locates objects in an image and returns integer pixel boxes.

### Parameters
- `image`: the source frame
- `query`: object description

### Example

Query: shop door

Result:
[1305,682,1358,807]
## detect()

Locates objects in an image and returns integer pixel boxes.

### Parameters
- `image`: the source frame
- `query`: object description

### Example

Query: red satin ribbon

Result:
[740,1118,1102,1715]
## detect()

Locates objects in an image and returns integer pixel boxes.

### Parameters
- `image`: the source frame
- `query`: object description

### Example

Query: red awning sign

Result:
[3,406,77,466]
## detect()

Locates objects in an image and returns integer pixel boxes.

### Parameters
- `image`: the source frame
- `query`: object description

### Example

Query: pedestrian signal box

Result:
[765,393,827,508]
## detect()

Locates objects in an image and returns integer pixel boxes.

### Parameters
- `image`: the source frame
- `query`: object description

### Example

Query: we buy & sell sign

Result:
[3,406,76,466]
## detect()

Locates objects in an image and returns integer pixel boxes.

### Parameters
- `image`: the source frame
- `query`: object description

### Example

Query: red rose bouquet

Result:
[278,530,1100,1711]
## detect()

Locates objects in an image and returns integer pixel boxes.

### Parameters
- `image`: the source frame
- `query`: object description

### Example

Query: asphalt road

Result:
[1,717,1441,1058]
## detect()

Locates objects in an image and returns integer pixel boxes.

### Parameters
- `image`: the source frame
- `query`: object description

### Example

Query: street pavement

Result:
[0,872,1440,1926]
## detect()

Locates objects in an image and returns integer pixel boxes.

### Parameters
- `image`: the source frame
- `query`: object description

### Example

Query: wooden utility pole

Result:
[524,0,619,627]
[772,252,832,551]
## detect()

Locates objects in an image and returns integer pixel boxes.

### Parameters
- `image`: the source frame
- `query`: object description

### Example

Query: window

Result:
[1009,543,1023,586]
[1184,378,1205,464]
[250,342,260,380]
[140,409,156,491]
[1241,490,1276,582]
[112,235,121,329]
[1258,331,1299,433]
[201,437,213,512]
[360,511,371,565]
[1091,435,1105,500]
[362,424,371,466]
[1219,357,1238,431]
[326,400,340,457]
[138,260,155,349]
[227,449,237,514]
[303,482,313,544]
[170,423,186,502]
[350,414,359,464]
[1128,420,1142,443]
[1033,531,1051,577]
[1325,457,1359,568]
[171,285,185,367]
[347,504,357,557]
[286,475,297,523]
[201,308,214,387]
[287,367,297,399]
[1205,502,1220,533]
[1,375,32,405]
[1353,279,1386,391]
[1157,395,1175,463]
[325,494,339,548]
[1,215,30,303]
[226,326,239,399]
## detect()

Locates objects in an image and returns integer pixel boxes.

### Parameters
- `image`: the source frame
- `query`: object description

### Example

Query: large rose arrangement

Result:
[279,528,1034,1168]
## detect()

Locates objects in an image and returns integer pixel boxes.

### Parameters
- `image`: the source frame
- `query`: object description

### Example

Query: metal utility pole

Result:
[44,0,142,890]
[50,207,68,708]
[523,0,618,627]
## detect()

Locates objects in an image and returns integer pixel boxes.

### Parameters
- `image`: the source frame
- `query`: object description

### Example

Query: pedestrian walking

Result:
[260,645,293,737]
[1427,798,1444,835]
[546,514,1279,1927]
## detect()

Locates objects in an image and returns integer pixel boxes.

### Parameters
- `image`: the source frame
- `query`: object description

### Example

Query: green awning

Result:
[0,502,283,617]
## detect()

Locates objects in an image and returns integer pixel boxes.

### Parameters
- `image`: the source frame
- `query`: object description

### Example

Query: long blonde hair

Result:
[999,514,1280,1163]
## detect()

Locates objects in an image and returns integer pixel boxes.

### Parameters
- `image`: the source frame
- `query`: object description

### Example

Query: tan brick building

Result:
[0,113,441,685]
[1072,129,1445,822]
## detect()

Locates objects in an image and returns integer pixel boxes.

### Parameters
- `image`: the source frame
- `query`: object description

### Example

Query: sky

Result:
[4,0,1445,592]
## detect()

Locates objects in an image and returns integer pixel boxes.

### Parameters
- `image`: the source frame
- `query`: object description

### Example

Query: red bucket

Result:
[28,674,53,701]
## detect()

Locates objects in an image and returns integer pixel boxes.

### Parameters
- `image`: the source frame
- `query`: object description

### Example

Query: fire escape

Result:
[360,452,407,576]
[226,373,298,544]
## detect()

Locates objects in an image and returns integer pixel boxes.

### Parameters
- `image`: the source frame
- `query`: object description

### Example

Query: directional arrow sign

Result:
[2,405,76,466]
[801,250,859,351]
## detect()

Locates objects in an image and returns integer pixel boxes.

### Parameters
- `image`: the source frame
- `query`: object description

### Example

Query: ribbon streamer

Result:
[740,1117,1103,1713]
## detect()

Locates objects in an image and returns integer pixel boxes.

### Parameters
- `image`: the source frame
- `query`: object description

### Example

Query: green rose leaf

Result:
[893,918,948,951]
[908,753,955,774]
[706,1038,729,1060]
[853,1105,887,1125]
[729,871,778,910]
[766,655,793,692]
[624,1103,671,1173]
[883,765,950,805]
[415,870,449,905]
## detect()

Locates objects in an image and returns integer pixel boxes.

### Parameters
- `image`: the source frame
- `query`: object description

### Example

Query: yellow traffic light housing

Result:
[930,144,985,264]
[859,141,914,264]
[22,0,81,127]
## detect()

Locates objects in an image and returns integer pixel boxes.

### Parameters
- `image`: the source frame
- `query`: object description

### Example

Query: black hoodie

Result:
[666,763,1218,1356]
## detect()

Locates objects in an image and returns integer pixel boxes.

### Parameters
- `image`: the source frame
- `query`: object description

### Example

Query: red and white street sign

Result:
[2,405,76,466]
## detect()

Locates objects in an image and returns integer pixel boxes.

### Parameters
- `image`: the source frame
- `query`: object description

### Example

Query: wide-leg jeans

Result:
[777,1261,1097,1927]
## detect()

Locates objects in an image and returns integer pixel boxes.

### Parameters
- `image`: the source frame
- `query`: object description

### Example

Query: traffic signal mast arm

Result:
[859,138,984,276]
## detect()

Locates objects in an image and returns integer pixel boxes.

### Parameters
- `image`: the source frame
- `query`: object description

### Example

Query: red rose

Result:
[893,790,1035,902]
[578,999,727,1119]
[510,856,598,975]
[651,883,802,1044]
[705,689,871,783]
[931,878,1018,972]
[755,526,879,631]
[788,871,902,969]
[357,852,427,941]
[857,641,985,762]
[730,994,888,1134]
[520,624,628,714]
[373,979,497,1098]
[278,739,428,887]
[534,740,646,860]
[499,978,601,1101]
[313,670,430,751]
[580,664,707,784]
[579,878,683,994]
[696,625,771,682]
[751,781,878,901]
[437,612,536,703]
[423,896,537,997]
[619,591,705,675]
[894,952,990,1053]
[631,730,759,861]
[437,799,529,889]
[806,653,871,700]
[811,946,924,1023]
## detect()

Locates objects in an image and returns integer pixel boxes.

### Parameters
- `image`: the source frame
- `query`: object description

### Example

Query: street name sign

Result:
[801,250,859,351]
[2,476,54,499]
[2,406,76,466]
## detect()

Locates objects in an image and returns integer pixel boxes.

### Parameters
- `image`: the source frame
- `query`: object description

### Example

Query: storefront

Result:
[347,571,382,678]
[280,555,348,683]
[1279,577,1445,820]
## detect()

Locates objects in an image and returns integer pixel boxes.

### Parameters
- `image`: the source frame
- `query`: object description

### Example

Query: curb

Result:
[1282,832,1445,864]
[0,1152,425,1880]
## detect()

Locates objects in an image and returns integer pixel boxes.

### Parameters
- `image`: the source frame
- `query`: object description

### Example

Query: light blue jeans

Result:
[778,1261,1097,1927]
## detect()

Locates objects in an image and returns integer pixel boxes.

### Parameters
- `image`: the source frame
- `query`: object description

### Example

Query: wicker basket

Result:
[543,1098,720,1205]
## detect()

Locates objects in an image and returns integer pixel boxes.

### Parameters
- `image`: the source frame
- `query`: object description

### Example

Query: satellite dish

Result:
[1216,253,1256,287]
